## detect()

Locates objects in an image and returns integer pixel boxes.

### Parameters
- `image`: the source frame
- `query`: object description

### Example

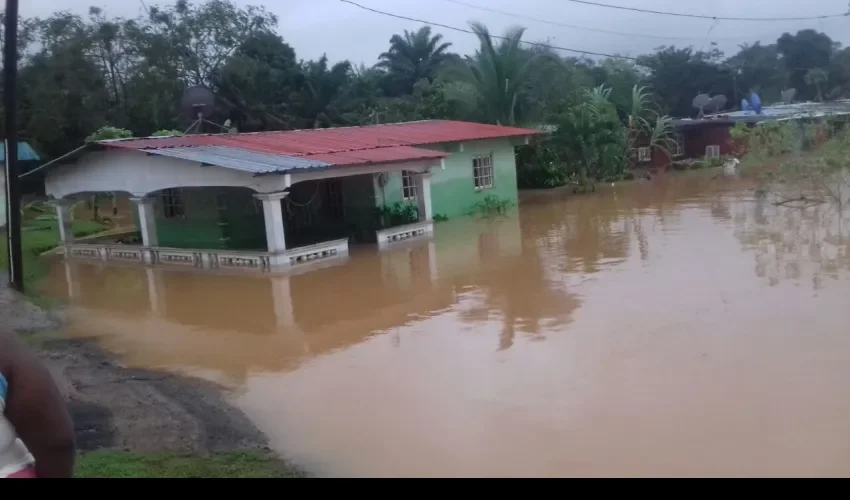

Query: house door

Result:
[284,179,346,246]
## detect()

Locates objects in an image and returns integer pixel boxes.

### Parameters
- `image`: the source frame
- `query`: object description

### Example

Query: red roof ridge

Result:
[102,119,536,145]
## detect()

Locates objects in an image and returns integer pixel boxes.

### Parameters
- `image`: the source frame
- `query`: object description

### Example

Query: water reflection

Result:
[49,213,581,381]
[42,173,850,477]
[733,200,850,289]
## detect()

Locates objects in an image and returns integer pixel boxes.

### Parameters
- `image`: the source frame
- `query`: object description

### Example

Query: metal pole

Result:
[4,0,23,291]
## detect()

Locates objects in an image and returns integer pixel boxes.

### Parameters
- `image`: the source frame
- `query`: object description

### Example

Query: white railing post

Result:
[254,191,289,267]
[130,195,159,264]
[415,171,433,222]
[51,198,75,244]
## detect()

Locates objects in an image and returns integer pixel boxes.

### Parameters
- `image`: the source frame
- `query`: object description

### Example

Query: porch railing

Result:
[63,239,349,272]
[375,220,434,248]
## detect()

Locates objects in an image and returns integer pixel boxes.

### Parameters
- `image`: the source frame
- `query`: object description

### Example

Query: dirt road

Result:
[0,283,270,456]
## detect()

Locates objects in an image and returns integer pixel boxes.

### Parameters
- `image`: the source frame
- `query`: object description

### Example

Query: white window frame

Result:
[473,154,495,190]
[705,145,721,158]
[637,147,652,163]
[401,170,417,201]
[673,135,684,157]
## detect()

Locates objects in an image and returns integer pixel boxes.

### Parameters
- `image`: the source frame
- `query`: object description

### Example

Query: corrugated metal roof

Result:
[146,146,332,174]
[673,101,850,127]
[145,144,448,173]
[105,120,538,158]
[32,120,536,178]
[300,145,450,166]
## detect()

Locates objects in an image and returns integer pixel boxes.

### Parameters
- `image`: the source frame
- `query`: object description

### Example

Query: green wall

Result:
[148,187,265,250]
[378,139,519,220]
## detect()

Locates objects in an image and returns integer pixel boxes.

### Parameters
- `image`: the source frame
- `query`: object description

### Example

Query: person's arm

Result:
[1,332,75,478]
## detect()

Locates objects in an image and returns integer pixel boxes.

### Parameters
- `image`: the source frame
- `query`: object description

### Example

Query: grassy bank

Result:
[0,218,105,292]
[76,451,302,478]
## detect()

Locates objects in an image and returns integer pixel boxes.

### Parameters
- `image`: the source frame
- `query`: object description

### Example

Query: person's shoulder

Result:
[0,330,22,373]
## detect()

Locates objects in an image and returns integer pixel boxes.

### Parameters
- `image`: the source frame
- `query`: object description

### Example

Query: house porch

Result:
[44,149,441,272]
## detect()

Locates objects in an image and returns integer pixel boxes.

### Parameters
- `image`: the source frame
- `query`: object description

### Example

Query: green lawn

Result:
[76,451,302,478]
[0,218,106,292]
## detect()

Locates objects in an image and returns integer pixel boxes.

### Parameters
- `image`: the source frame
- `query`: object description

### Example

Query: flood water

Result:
[43,171,850,477]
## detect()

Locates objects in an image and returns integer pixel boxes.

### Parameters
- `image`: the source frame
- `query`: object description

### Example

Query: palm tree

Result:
[377,26,452,97]
[626,85,675,164]
[446,22,535,126]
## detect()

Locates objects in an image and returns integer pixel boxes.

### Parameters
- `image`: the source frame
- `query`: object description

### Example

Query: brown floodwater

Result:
[42,171,850,477]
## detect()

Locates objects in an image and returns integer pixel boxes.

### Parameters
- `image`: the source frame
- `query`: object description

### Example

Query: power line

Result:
[340,0,638,60]
[444,0,790,42]
[562,0,849,21]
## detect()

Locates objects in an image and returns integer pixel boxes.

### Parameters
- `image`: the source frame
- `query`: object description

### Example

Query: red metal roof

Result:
[103,120,538,168]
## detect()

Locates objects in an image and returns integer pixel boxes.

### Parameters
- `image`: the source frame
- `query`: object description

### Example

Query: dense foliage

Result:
[3,0,849,188]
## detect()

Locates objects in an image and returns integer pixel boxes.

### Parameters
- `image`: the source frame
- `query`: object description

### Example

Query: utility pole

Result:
[4,0,24,291]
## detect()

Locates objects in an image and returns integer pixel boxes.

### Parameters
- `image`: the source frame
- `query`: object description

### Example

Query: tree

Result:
[292,55,354,128]
[140,0,277,87]
[552,85,629,190]
[726,42,787,103]
[215,31,301,131]
[828,47,850,99]
[446,22,536,126]
[377,26,452,97]
[777,30,835,101]
[805,68,829,101]
[638,47,733,118]
[520,45,588,125]
[17,15,112,157]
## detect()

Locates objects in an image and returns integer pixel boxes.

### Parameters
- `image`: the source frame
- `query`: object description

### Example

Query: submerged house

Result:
[29,120,538,272]
[632,100,850,169]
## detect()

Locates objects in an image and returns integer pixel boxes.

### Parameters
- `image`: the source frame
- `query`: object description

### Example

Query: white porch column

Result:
[414,171,433,222]
[52,199,75,244]
[130,196,159,247]
[254,191,289,266]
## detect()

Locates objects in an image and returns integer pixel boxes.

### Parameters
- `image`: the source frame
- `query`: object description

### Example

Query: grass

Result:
[76,451,302,478]
[0,218,107,293]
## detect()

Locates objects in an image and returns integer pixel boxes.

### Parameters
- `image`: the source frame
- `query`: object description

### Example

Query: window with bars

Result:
[473,154,494,190]
[402,170,417,201]
[705,145,721,158]
[161,188,185,219]
[637,147,652,163]
[673,135,685,156]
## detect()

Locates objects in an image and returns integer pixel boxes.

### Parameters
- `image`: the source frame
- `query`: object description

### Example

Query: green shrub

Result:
[374,202,419,229]
[471,195,512,217]
[517,161,569,189]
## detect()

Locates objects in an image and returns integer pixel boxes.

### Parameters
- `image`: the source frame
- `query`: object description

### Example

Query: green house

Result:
[31,120,539,272]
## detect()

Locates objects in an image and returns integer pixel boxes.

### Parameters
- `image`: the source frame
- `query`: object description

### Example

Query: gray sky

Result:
[20,0,850,64]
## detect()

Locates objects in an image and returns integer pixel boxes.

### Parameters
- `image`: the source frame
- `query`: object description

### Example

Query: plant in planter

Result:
[374,202,419,229]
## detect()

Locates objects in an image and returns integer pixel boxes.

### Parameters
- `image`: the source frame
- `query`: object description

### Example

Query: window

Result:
[637,147,652,163]
[473,154,494,190]
[673,135,685,156]
[161,188,185,219]
[402,170,417,201]
[705,145,721,158]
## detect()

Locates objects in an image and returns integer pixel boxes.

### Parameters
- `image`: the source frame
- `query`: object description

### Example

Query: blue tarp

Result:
[0,142,41,163]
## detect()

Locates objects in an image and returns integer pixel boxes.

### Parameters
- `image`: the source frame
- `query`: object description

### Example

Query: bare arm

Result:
[1,332,75,478]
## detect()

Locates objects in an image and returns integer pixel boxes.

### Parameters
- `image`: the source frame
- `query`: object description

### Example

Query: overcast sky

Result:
[20,0,850,64]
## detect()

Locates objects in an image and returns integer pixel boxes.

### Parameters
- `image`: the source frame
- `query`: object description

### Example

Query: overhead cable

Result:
[562,0,849,22]
[444,0,802,41]
[340,0,638,60]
